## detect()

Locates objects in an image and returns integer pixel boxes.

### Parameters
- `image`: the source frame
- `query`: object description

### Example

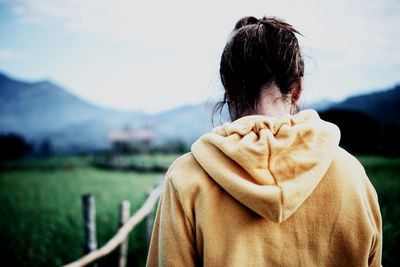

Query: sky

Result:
[0,0,399,113]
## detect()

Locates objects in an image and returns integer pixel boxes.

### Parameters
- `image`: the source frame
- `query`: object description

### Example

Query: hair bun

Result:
[234,16,259,30]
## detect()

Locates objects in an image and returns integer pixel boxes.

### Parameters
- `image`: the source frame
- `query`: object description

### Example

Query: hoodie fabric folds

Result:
[146,109,382,267]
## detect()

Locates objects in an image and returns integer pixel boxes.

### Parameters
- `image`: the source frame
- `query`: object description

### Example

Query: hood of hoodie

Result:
[191,109,340,223]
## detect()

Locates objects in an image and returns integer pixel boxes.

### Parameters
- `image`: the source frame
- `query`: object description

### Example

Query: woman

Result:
[146,16,382,267]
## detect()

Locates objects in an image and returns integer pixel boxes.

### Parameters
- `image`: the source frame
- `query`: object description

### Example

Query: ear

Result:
[291,80,302,104]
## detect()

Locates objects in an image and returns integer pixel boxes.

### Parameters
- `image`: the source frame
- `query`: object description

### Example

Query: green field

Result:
[0,155,399,266]
[0,156,177,267]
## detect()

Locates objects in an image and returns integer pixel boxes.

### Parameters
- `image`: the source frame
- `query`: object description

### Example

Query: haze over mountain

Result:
[328,85,400,125]
[0,72,212,152]
[0,72,399,153]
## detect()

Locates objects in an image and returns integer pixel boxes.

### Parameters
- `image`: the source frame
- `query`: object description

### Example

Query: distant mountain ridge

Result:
[0,72,212,152]
[328,85,400,124]
[0,73,149,151]
[0,72,399,153]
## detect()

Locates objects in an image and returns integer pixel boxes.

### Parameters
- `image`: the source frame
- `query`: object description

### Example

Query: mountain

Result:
[1,71,399,153]
[0,72,211,152]
[318,84,400,155]
[326,84,400,125]
[303,99,336,112]
[0,72,144,152]
[151,103,214,143]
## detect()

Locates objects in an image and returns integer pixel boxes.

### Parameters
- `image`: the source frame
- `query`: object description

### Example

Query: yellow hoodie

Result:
[146,109,382,267]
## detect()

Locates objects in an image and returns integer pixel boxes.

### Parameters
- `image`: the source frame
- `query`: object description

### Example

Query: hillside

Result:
[0,72,211,152]
[329,84,400,124]
[1,71,399,153]
[319,84,400,155]
[0,73,144,151]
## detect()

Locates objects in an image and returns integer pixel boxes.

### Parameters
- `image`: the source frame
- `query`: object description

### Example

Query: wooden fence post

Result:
[82,194,97,267]
[64,185,163,267]
[118,200,131,267]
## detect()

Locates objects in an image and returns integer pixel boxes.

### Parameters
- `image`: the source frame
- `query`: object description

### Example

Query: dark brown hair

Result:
[215,16,304,121]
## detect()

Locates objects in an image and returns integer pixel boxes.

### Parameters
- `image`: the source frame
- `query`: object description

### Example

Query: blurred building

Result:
[108,126,155,153]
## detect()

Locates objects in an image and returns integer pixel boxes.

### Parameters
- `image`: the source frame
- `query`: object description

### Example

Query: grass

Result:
[122,154,181,167]
[0,156,166,267]
[0,155,398,266]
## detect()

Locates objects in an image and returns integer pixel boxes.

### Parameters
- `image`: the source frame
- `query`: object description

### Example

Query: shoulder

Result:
[164,152,211,197]
[331,147,381,228]
[333,148,375,189]
[332,147,377,196]
[167,152,205,178]
[334,147,364,172]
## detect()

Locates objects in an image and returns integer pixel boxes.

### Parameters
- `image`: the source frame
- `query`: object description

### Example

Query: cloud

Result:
[12,0,400,57]
[4,0,400,111]
[0,48,26,60]
[11,0,400,54]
